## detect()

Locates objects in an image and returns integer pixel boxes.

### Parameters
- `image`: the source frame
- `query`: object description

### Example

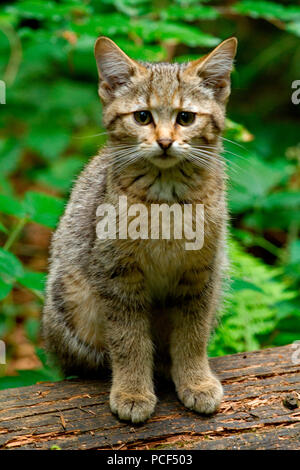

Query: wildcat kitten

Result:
[42,36,237,423]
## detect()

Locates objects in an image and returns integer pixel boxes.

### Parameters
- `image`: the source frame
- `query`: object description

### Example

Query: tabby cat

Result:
[42,36,237,423]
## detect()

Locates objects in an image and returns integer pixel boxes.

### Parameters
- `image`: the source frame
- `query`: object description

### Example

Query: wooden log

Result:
[0,344,299,450]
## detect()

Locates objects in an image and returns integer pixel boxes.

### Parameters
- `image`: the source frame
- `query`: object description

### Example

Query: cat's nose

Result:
[157,138,173,151]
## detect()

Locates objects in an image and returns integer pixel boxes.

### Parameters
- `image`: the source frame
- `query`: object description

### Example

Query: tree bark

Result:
[0,344,299,450]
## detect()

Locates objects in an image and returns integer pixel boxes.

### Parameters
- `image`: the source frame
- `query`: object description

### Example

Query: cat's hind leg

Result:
[41,267,108,377]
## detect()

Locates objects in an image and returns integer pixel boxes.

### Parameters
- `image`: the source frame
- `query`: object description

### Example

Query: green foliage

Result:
[0,190,64,299]
[233,1,300,22]
[0,347,62,389]
[24,191,65,228]
[209,241,297,356]
[0,0,300,389]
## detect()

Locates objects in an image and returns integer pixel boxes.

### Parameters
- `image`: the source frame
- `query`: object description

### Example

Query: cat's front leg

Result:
[170,272,223,415]
[107,307,156,423]
[102,281,156,423]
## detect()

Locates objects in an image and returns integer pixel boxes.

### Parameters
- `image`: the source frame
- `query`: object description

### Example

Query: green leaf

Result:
[70,13,131,37]
[111,39,166,61]
[132,20,220,47]
[0,139,22,176]
[231,278,264,293]
[17,270,46,292]
[233,2,300,22]
[0,375,30,390]
[286,21,300,37]
[0,221,8,234]
[228,154,287,213]
[6,1,57,20]
[0,369,60,390]
[225,119,254,143]
[0,248,24,279]
[0,194,26,218]
[244,209,300,231]
[262,191,300,211]
[161,4,219,22]
[273,332,300,346]
[25,317,40,344]
[109,0,150,17]
[0,277,13,300]
[209,240,295,356]
[0,311,15,337]
[274,299,300,321]
[26,124,71,161]
[35,347,48,369]
[46,81,97,112]
[24,191,65,229]
[0,176,15,197]
[31,157,85,194]
[35,347,62,381]
[289,240,300,265]
[5,1,89,21]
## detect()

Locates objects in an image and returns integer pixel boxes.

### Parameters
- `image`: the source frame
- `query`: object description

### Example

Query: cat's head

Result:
[94,37,237,170]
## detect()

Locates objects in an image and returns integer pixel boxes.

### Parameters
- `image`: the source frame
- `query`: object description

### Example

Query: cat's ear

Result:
[183,37,237,102]
[94,37,145,100]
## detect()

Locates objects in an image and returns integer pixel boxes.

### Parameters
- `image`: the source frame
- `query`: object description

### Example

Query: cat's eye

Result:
[176,111,196,126]
[134,110,153,125]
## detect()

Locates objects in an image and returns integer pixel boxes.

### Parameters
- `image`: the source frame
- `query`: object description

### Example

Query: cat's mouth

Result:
[151,150,180,169]
[152,155,178,169]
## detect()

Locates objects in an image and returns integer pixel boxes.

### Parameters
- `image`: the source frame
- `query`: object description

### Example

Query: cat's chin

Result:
[150,155,179,169]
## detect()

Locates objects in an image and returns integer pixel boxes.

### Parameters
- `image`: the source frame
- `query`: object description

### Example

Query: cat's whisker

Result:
[193,151,240,174]
[73,131,108,139]
[221,149,248,162]
[107,149,144,173]
[220,136,247,150]
[186,147,237,173]
[186,152,220,172]
[190,145,246,172]
[189,149,221,160]
[114,159,144,175]
[192,143,247,158]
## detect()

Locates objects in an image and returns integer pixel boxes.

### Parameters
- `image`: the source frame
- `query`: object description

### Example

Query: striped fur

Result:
[42,36,237,423]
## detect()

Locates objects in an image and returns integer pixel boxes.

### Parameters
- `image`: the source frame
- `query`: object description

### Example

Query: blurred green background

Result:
[0,0,300,388]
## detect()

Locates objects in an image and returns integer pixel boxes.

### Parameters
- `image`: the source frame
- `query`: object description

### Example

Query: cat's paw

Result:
[177,377,223,415]
[110,388,157,423]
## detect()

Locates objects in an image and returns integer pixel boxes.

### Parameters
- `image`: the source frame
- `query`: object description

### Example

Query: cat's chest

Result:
[137,239,189,298]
